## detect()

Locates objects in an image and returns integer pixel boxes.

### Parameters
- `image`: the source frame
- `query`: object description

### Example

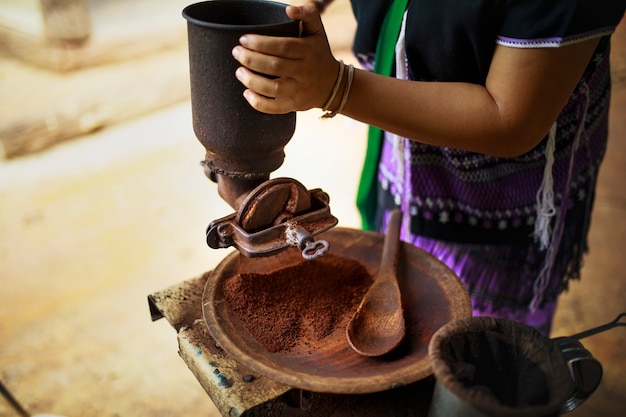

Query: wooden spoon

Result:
[346,209,406,357]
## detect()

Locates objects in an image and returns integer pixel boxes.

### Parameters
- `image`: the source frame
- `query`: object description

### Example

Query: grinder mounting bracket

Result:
[206,178,338,259]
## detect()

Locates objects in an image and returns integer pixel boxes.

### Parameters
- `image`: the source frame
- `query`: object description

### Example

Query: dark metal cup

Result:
[182,0,299,179]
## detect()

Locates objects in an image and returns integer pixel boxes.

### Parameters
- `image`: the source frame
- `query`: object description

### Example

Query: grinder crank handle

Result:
[285,223,330,260]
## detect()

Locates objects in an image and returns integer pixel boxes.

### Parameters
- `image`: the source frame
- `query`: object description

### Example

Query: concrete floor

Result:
[1,4,625,417]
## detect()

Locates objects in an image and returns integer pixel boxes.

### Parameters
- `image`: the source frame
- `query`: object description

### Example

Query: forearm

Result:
[338,38,599,158]
[341,69,543,158]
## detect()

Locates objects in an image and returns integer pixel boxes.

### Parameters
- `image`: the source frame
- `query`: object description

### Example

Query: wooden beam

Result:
[39,0,91,45]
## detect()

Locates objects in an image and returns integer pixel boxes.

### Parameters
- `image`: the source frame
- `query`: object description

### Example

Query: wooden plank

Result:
[0,0,190,72]
[0,46,190,159]
[0,0,194,158]
[40,0,91,44]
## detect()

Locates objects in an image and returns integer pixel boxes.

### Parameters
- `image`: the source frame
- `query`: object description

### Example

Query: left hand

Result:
[231,2,340,114]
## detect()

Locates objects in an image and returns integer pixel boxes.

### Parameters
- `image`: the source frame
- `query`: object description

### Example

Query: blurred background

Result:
[1,1,624,416]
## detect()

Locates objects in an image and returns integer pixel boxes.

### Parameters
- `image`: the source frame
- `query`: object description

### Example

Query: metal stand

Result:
[148,274,435,417]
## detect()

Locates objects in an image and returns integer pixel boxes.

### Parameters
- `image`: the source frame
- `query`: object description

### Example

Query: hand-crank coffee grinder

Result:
[183,0,337,259]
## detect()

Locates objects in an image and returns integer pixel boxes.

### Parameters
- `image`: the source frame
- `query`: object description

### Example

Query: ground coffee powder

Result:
[222,253,373,354]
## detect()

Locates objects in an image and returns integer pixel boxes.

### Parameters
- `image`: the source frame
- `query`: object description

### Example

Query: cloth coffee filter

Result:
[428,317,575,417]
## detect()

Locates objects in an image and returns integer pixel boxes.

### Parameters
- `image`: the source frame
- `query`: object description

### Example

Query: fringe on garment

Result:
[408,222,588,318]
[529,82,591,311]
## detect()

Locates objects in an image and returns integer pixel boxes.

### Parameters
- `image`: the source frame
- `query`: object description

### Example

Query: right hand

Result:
[231,2,340,114]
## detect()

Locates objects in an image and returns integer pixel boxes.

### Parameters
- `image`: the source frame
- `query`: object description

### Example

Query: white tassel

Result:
[533,122,557,250]
[391,12,408,181]
[529,82,590,311]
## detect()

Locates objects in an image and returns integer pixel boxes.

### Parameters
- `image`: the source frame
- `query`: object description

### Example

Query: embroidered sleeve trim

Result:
[496,27,616,49]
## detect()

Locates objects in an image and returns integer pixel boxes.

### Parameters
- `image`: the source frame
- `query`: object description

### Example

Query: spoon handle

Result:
[379,209,403,276]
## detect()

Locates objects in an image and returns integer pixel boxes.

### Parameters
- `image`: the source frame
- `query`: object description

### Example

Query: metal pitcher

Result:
[427,314,624,417]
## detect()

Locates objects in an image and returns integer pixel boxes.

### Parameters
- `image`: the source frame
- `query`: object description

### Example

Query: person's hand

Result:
[231,2,340,114]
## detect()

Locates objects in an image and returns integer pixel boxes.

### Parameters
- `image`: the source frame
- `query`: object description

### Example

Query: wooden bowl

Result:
[203,227,471,394]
